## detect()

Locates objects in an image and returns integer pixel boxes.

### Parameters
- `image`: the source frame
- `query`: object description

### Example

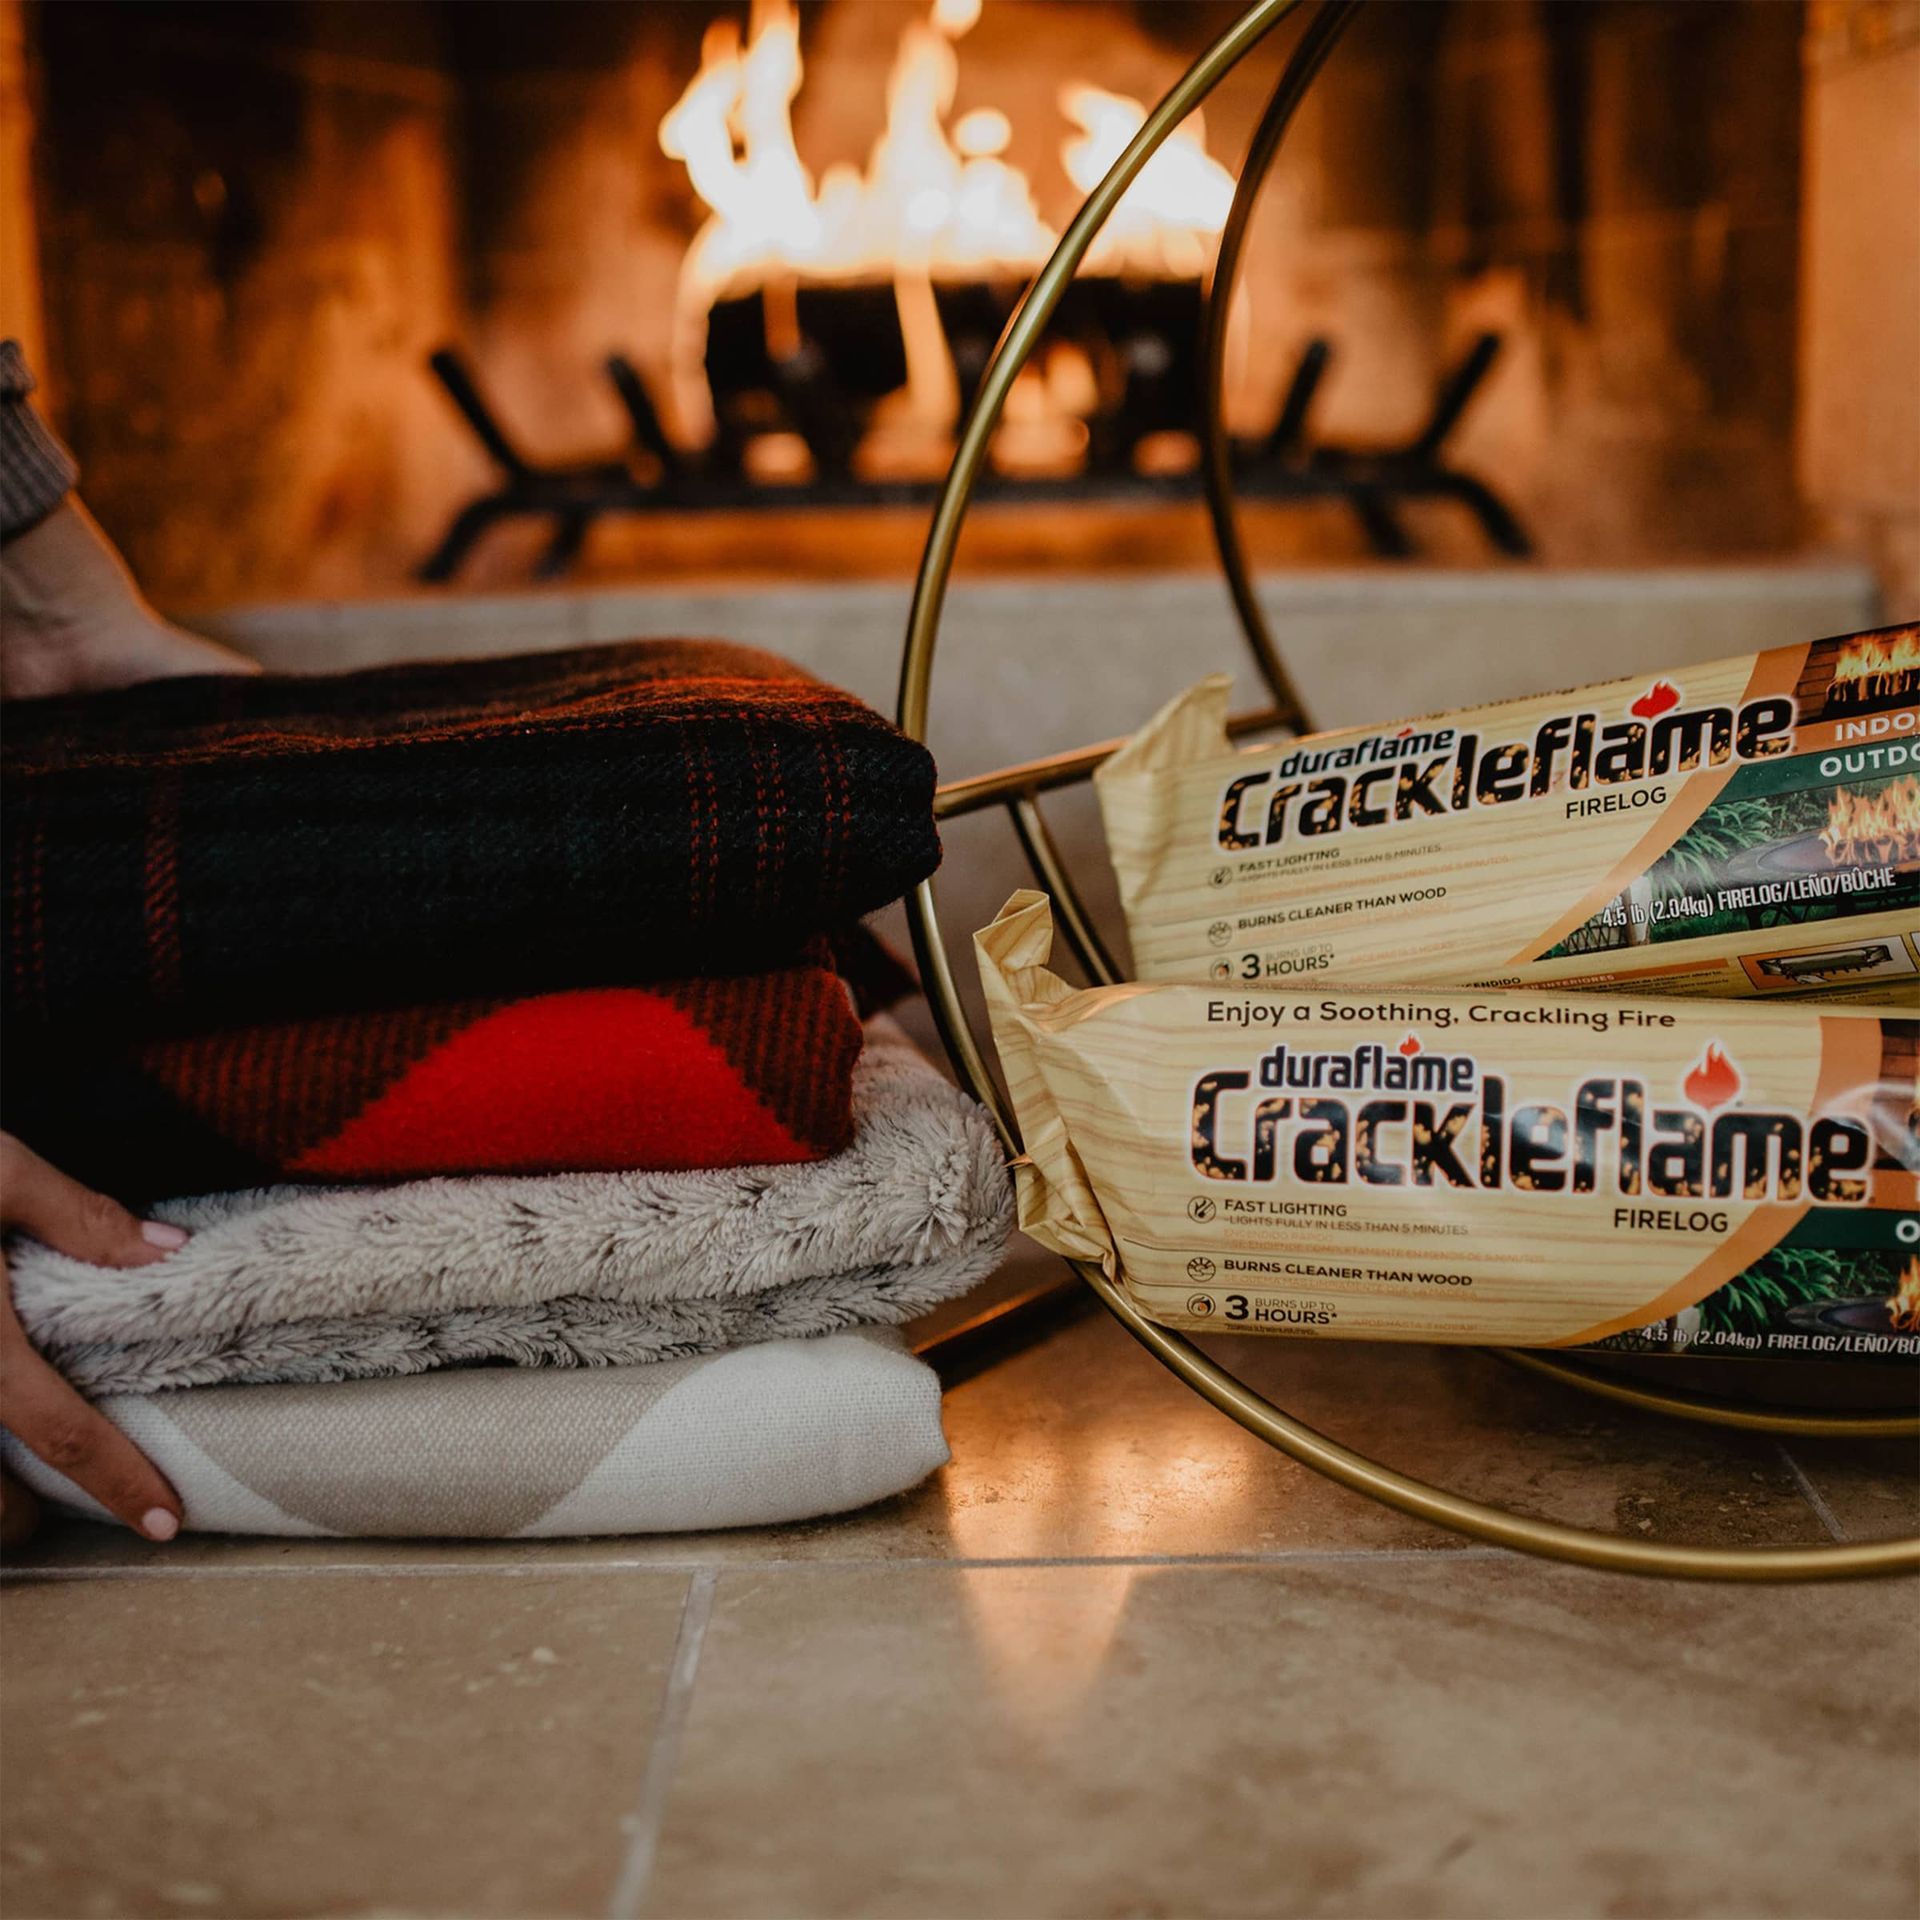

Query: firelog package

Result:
[979,894,1920,1364]
[1096,626,1920,1006]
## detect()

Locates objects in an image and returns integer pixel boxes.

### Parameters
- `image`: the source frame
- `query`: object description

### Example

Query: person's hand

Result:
[1,497,259,699]
[0,1133,187,1548]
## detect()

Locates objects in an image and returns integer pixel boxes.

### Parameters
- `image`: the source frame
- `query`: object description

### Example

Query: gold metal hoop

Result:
[897,0,1919,1580]
[1199,0,1359,719]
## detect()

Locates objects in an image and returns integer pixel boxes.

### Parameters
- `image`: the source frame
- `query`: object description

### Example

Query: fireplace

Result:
[7,0,1913,609]
[412,0,1531,579]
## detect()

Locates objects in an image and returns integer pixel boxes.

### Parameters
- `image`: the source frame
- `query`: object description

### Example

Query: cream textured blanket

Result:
[9,1022,1012,1397]
[2,1329,949,1537]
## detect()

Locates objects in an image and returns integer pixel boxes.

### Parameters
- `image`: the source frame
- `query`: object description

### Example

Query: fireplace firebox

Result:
[14,0,1830,604]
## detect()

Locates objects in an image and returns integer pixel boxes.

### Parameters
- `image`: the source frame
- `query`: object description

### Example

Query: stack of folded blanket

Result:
[2,640,1012,1537]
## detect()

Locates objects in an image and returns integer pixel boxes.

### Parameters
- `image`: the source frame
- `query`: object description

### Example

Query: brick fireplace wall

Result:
[8,0,1890,609]
[1420,0,1805,560]
[1798,0,1920,620]
[19,0,477,603]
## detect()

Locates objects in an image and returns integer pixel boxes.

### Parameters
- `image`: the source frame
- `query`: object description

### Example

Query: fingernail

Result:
[140,1508,179,1542]
[140,1221,189,1250]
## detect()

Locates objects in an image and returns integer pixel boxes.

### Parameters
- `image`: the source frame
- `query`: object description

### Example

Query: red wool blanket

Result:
[1,964,863,1203]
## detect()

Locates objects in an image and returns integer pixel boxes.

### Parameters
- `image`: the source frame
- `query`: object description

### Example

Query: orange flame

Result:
[658,0,1235,446]
[1060,86,1235,280]
[1683,1044,1741,1110]
[1889,1256,1920,1335]
[1833,628,1920,696]
[1630,679,1681,720]
[1821,774,1920,867]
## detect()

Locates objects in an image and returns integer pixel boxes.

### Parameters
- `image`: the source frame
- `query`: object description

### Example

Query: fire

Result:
[659,7,819,306]
[1820,774,1920,867]
[1833,628,1920,697]
[1061,87,1236,280]
[658,0,1236,446]
[1889,1256,1920,1334]
[953,107,1011,159]
[1683,1044,1741,1111]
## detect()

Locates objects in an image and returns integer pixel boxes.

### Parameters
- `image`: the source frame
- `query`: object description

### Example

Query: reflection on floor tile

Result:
[1190,1332,1835,1548]
[648,1560,1920,1920]
[862,1307,1841,1560]
[0,1571,687,1917]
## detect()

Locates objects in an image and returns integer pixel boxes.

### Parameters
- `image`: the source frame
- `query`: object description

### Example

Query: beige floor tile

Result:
[1784,1437,1920,1544]
[10,1301,1869,1576]
[647,1559,1920,1920]
[1191,1332,1839,1548]
[0,1570,688,1918]
[812,1309,1836,1560]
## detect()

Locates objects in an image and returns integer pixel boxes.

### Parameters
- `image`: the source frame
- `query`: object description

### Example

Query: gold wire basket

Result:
[895,0,1919,1582]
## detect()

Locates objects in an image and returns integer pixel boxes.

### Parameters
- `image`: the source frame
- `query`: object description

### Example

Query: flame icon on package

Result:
[1397,1034,1422,1057]
[1630,679,1682,720]
[1683,1043,1741,1110]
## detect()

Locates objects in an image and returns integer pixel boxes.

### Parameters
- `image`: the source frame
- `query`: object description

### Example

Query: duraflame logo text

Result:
[1188,1041,1873,1204]
[1213,683,1798,852]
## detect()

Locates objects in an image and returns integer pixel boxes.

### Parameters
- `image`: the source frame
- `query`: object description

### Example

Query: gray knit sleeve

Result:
[0,340,79,541]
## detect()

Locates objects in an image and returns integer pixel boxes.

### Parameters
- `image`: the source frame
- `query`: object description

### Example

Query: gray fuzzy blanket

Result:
[10,1022,1013,1397]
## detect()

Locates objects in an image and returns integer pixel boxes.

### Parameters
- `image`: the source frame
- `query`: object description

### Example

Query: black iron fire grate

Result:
[419,285,1530,582]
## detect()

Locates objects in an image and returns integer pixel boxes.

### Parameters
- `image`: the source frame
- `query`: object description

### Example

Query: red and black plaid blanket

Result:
[2,640,938,1034]
[0,963,864,1203]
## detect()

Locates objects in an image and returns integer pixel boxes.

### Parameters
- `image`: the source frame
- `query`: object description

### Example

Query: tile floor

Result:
[3,1258,1917,1920]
